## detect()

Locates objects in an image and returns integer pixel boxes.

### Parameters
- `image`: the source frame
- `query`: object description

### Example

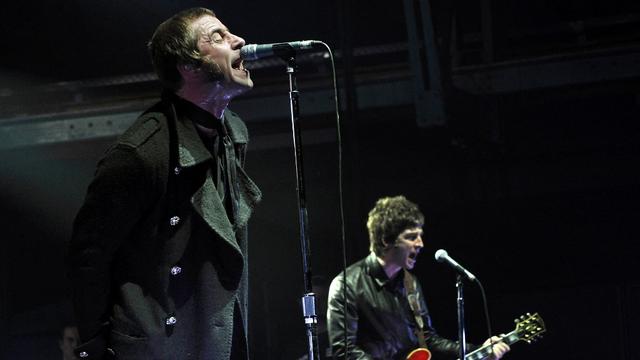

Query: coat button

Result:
[169,216,180,226]
[174,166,181,175]
[170,266,182,276]
[79,351,89,358]
[165,316,177,326]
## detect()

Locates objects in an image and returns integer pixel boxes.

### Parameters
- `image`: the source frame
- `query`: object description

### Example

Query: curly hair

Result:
[367,196,424,256]
[148,7,215,91]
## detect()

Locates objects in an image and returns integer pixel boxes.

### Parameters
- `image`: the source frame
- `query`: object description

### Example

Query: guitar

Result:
[406,347,432,360]
[406,312,546,360]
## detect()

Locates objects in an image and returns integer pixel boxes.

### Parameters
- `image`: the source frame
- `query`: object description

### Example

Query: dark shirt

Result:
[327,253,468,360]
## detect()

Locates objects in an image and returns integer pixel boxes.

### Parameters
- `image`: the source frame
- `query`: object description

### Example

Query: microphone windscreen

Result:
[434,249,448,262]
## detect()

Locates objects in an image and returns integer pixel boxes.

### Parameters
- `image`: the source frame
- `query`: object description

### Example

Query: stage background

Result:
[1,1,639,359]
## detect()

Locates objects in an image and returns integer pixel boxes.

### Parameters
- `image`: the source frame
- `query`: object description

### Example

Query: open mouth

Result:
[232,58,245,71]
[408,252,417,260]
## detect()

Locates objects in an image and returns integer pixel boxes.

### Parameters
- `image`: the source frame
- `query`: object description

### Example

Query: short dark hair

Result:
[148,7,215,91]
[367,196,424,256]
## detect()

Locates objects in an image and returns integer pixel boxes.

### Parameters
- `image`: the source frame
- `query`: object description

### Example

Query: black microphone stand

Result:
[456,274,467,360]
[276,47,320,360]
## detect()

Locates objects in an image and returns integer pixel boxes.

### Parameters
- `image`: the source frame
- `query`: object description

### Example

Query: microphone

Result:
[240,41,319,61]
[434,249,477,282]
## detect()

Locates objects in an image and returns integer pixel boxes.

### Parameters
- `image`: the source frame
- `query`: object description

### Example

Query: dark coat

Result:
[69,96,261,359]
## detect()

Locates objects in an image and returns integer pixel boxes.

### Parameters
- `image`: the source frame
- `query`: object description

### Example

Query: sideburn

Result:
[200,57,225,82]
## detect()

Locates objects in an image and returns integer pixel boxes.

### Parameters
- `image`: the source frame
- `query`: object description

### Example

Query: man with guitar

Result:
[327,196,510,360]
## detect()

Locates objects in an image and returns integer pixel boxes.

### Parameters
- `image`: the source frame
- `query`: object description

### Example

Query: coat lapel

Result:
[172,105,261,254]
[191,173,240,253]
[173,110,240,253]
[234,166,261,230]
[224,110,262,230]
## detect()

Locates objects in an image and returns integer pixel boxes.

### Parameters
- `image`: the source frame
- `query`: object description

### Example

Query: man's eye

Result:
[211,33,223,43]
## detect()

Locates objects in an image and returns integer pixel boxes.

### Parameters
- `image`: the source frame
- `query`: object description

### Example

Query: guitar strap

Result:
[404,269,427,349]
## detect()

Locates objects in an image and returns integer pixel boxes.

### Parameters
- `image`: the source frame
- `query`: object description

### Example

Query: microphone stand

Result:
[277,48,320,360]
[456,274,467,360]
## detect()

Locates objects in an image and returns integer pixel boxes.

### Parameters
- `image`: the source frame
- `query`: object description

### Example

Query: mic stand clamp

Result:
[278,51,320,360]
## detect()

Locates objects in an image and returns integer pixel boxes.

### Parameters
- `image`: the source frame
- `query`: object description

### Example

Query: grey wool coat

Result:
[69,94,262,360]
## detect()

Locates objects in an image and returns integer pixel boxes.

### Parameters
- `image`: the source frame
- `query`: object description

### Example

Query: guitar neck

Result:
[461,330,520,360]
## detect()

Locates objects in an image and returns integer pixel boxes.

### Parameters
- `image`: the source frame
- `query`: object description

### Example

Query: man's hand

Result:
[481,336,510,360]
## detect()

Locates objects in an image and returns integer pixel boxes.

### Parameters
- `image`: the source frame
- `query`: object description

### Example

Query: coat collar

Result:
[366,252,404,290]
[170,95,248,168]
[173,96,215,168]
[165,94,261,255]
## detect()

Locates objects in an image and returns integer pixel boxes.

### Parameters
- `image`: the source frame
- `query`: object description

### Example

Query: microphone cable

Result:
[315,41,350,359]
[477,278,495,357]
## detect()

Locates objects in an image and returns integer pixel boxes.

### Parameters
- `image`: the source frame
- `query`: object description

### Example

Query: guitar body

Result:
[406,347,432,360]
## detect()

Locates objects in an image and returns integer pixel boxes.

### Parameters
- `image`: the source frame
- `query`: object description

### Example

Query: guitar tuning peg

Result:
[514,319,519,323]
[526,312,531,316]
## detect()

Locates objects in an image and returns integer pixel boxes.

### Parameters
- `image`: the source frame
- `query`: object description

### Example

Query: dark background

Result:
[1,0,639,359]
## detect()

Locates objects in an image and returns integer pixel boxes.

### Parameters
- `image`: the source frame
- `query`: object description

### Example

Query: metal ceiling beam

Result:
[0,77,413,150]
[403,0,448,128]
[454,46,640,94]
[2,45,640,150]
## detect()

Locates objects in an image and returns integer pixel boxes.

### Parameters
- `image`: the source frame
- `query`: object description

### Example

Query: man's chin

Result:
[230,69,253,88]
[233,75,253,89]
[225,80,253,97]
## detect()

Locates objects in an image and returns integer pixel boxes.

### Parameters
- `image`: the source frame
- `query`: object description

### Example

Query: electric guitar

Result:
[406,312,546,360]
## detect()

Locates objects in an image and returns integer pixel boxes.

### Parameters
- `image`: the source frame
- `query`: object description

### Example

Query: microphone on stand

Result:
[434,249,477,282]
[240,40,320,61]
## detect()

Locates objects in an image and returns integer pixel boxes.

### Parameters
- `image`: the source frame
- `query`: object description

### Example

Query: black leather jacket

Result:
[327,253,472,360]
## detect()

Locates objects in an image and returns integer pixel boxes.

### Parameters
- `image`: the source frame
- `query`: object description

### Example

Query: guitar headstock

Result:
[514,312,546,344]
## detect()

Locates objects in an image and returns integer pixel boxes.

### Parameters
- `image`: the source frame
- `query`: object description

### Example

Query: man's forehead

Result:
[193,15,226,34]
[401,226,423,234]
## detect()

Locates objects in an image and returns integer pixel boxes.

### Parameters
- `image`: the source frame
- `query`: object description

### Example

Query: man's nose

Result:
[230,33,245,50]
[415,235,424,248]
